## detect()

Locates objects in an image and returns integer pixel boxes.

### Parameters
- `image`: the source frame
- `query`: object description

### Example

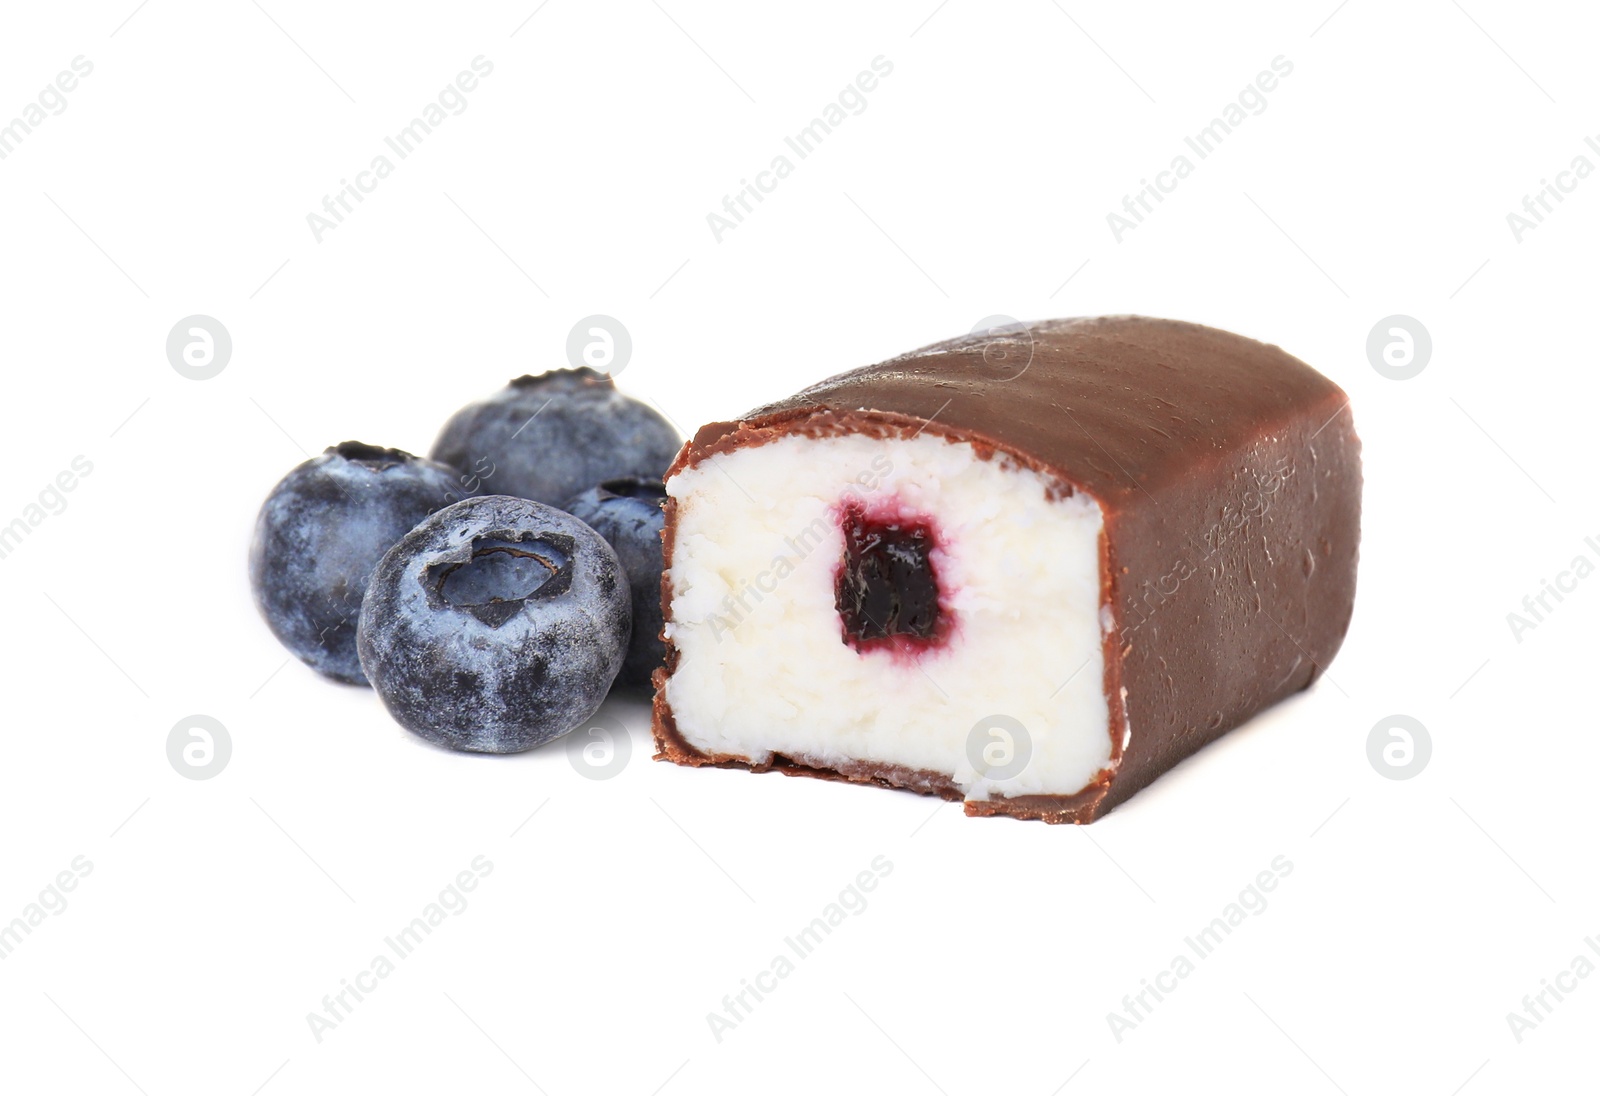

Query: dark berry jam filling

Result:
[834,500,949,655]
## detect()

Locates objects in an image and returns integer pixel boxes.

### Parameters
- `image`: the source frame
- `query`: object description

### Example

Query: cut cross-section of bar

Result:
[662,431,1114,803]
[652,316,1362,823]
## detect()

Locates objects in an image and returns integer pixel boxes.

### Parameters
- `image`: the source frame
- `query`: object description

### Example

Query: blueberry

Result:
[430,368,681,507]
[565,477,667,692]
[249,442,467,685]
[356,494,631,753]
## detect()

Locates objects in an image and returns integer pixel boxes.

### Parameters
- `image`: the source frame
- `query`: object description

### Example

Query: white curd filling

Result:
[664,431,1113,801]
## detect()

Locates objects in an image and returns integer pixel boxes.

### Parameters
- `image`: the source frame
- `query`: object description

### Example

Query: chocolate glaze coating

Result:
[652,316,1362,823]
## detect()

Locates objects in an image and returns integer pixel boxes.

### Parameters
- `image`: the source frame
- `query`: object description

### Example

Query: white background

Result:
[0,1,1594,1093]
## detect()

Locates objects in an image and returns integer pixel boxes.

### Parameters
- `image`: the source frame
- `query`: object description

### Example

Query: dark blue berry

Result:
[249,442,468,684]
[430,369,681,507]
[564,477,667,691]
[356,495,631,752]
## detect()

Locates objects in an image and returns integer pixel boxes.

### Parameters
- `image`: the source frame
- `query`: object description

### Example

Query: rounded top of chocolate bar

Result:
[673,316,1352,503]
